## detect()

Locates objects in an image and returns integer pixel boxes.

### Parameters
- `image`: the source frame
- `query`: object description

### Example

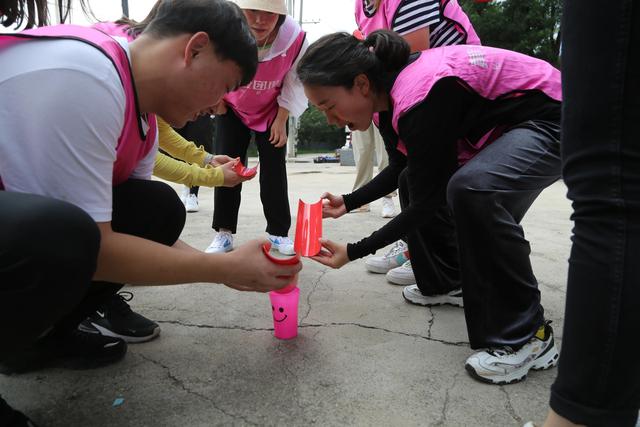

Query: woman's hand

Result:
[310,239,350,269]
[321,192,347,219]
[209,155,236,167]
[220,160,254,187]
[269,117,288,148]
[212,101,228,115]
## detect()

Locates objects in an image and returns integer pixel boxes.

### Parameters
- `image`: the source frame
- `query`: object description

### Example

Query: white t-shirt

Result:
[0,37,158,222]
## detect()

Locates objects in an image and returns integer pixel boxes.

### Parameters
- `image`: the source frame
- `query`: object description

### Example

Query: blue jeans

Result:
[550,1,640,425]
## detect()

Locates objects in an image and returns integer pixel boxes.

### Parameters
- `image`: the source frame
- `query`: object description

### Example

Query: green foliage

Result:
[459,0,562,66]
[296,105,347,152]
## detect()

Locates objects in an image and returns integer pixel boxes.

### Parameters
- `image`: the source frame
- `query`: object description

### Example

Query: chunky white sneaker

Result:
[365,240,408,274]
[402,285,464,307]
[205,231,233,253]
[268,235,295,256]
[185,194,199,213]
[180,185,190,205]
[386,260,416,285]
[381,196,396,218]
[465,322,559,385]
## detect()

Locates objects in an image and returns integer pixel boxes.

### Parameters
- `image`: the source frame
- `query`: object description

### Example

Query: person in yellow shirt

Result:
[154,117,251,190]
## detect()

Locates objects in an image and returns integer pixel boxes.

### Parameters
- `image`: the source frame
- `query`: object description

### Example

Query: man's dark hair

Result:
[141,0,258,86]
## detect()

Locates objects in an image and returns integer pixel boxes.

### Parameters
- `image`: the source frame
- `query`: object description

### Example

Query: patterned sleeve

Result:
[391,0,441,36]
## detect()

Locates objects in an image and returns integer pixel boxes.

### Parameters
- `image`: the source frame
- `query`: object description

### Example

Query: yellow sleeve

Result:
[153,152,224,187]
[157,117,209,166]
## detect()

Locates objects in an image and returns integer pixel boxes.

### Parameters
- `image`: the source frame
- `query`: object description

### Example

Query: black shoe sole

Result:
[83,322,161,344]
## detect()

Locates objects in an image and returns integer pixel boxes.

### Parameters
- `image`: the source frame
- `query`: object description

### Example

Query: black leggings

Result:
[212,108,291,236]
[0,179,185,358]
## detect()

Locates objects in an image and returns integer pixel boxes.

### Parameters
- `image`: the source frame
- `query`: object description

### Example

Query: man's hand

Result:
[219,239,302,292]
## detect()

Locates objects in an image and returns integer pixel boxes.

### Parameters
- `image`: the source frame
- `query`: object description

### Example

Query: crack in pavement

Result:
[157,319,272,332]
[432,373,459,426]
[157,319,469,347]
[137,353,258,426]
[299,322,468,347]
[427,307,435,339]
[499,385,523,424]
[300,269,329,324]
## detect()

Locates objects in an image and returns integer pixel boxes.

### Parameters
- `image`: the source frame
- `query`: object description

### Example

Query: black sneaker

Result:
[0,395,39,427]
[78,291,160,343]
[0,329,127,375]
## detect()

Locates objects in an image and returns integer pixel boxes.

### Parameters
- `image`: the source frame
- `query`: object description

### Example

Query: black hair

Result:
[134,0,258,86]
[297,29,410,92]
[0,0,89,29]
[115,0,163,38]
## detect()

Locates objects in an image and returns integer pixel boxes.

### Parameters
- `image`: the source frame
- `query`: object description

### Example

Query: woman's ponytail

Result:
[298,30,409,92]
[364,30,410,73]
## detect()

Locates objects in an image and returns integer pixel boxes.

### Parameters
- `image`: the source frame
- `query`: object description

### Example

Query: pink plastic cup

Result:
[269,287,300,340]
[262,243,300,339]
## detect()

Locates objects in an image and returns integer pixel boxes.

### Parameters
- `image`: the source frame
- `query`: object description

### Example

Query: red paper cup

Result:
[293,199,323,257]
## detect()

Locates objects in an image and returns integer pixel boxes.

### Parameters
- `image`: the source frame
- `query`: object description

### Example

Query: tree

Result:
[296,105,347,152]
[459,0,562,66]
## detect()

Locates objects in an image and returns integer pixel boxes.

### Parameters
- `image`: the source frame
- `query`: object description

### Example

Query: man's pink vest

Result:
[223,16,306,132]
[389,45,562,163]
[355,0,480,45]
[0,24,157,188]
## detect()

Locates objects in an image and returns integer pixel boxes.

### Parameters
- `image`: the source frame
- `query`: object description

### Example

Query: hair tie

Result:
[368,46,375,53]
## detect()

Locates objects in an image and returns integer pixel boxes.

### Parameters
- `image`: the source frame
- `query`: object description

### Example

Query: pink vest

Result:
[355,0,480,46]
[390,45,562,163]
[224,16,306,132]
[0,24,157,187]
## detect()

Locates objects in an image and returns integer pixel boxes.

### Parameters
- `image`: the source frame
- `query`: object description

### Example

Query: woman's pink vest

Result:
[0,24,157,187]
[223,16,306,132]
[390,45,562,164]
[355,0,480,45]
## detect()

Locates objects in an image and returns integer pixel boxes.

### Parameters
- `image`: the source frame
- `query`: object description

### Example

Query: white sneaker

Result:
[381,196,396,218]
[365,240,408,274]
[386,260,416,285]
[402,285,464,307]
[465,322,559,385]
[185,194,199,213]
[205,231,233,253]
[268,235,295,256]
[180,185,190,205]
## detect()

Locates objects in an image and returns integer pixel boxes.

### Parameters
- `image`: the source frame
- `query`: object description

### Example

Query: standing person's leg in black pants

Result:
[254,124,291,239]
[75,179,186,344]
[209,109,252,253]
[542,2,640,426]
[396,168,463,306]
[187,116,215,198]
[448,122,562,384]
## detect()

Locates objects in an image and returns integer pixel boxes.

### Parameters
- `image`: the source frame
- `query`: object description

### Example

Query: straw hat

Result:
[233,0,288,15]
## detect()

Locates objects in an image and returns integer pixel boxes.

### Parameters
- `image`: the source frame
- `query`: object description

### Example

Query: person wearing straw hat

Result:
[206,0,309,256]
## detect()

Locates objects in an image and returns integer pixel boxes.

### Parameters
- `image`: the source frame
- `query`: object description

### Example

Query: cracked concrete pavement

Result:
[0,158,574,426]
